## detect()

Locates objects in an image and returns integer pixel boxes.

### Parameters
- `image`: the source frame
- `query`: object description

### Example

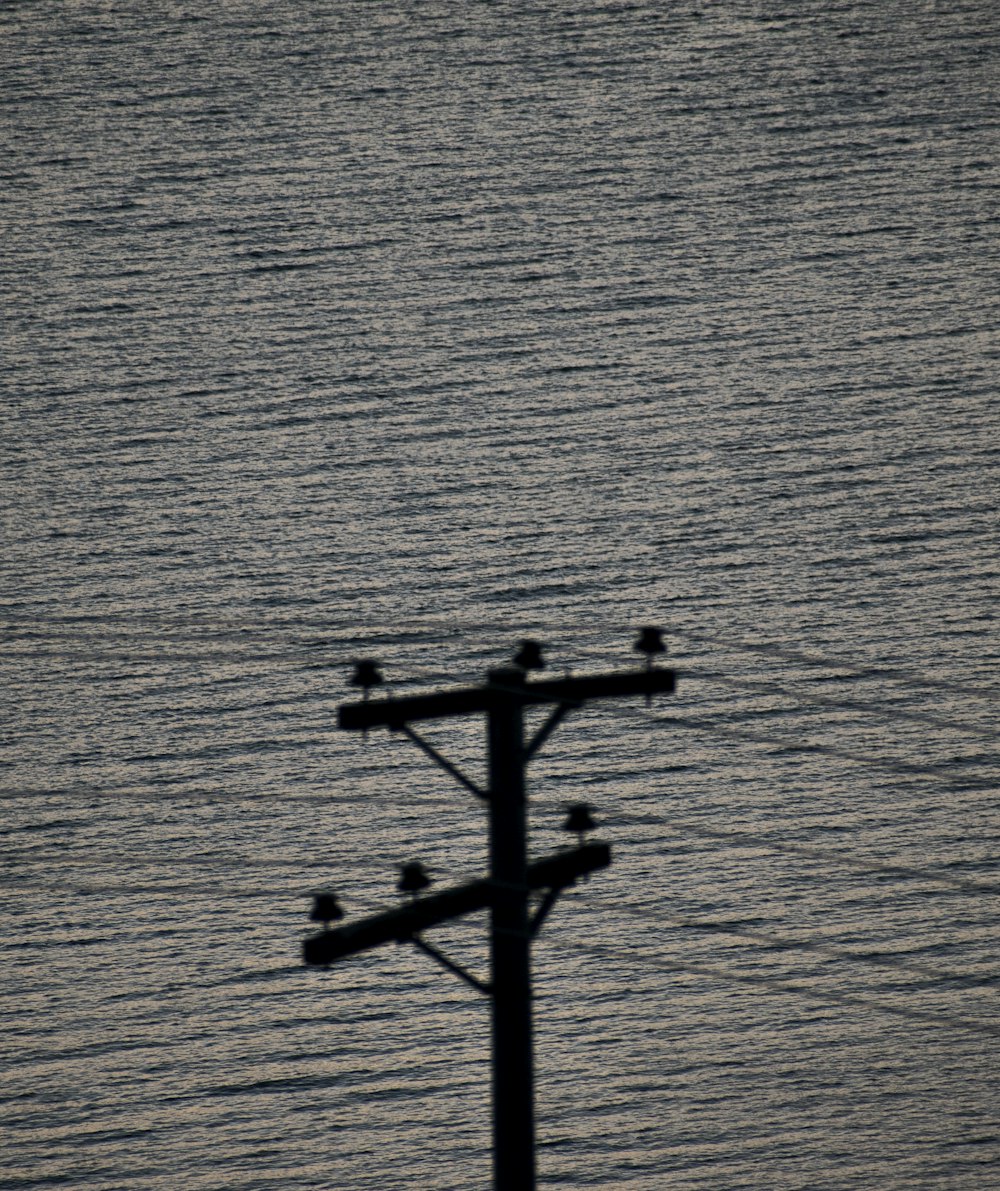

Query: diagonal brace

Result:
[529,887,562,937]
[525,701,577,761]
[409,934,492,995]
[394,722,489,801]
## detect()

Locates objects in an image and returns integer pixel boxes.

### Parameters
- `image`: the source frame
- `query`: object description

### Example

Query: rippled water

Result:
[3,2,999,1188]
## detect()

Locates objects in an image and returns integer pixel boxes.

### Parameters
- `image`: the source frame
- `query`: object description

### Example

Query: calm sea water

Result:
[2,2,999,1188]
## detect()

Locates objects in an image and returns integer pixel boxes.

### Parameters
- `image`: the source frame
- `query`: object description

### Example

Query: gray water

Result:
[2,2,999,1187]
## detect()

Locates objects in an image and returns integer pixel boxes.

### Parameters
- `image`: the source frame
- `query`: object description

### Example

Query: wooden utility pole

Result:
[303,638,675,1191]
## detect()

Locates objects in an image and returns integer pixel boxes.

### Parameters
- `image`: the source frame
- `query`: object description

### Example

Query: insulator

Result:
[634,627,666,658]
[513,639,545,670]
[350,659,383,690]
[563,802,596,836]
[397,861,432,896]
[309,892,344,927]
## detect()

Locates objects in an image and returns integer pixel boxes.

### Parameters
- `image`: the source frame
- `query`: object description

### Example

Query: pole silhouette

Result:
[303,635,675,1190]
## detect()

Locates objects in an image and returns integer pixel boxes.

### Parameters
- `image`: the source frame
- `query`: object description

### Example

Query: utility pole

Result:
[302,633,675,1191]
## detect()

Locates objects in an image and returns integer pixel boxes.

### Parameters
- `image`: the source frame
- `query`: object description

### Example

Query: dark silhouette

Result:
[513,639,545,671]
[397,861,431,897]
[309,892,344,929]
[303,639,676,1190]
[563,802,596,847]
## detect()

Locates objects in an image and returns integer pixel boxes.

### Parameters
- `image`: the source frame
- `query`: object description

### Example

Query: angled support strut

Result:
[394,722,489,801]
[409,935,492,995]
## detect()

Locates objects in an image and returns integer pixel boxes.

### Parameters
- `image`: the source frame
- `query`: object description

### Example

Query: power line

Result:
[585,695,999,798]
[6,667,997,790]
[6,663,998,805]
[646,819,1000,895]
[546,937,1000,1040]
[601,899,997,986]
[5,785,997,903]
[3,616,996,703]
[8,817,996,895]
[639,710,998,790]
[670,629,1000,704]
[8,644,996,744]
[687,667,1000,742]
[0,851,491,891]
[6,877,993,996]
